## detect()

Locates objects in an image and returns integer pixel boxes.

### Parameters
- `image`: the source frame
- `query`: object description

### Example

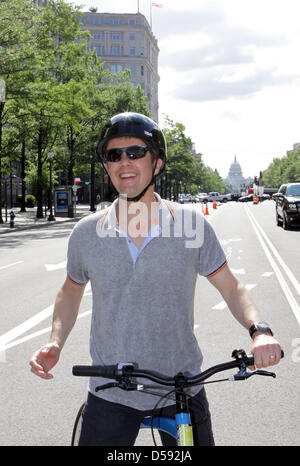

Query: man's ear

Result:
[153,156,163,175]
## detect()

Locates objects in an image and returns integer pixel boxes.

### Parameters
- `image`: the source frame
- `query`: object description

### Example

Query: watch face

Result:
[258,322,269,331]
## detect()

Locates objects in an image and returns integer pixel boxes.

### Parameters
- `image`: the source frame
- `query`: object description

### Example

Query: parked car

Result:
[238,194,254,202]
[178,194,192,204]
[227,193,241,201]
[238,193,270,203]
[196,193,208,202]
[273,183,300,230]
[201,192,231,203]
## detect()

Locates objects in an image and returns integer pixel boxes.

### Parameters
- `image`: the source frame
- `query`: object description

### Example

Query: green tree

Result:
[0,0,40,222]
[163,116,199,196]
[262,148,300,187]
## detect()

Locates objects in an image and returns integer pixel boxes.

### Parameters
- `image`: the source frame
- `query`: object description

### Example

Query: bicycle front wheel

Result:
[71,402,86,446]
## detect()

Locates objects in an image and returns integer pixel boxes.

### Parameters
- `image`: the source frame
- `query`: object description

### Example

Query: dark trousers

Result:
[78,388,215,446]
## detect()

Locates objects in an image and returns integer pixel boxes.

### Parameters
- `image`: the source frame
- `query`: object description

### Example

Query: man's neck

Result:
[116,189,159,240]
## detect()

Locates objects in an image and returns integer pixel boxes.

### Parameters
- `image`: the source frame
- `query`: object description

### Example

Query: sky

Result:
[66,0,300,179]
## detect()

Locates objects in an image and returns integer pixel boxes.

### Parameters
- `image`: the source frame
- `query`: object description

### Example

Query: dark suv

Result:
[273,183,300,230]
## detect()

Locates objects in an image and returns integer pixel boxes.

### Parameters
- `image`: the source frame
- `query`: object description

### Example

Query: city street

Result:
[0,200,299,446]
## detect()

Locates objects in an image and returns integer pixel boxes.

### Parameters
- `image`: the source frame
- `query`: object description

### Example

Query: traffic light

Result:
[254,176,257,184]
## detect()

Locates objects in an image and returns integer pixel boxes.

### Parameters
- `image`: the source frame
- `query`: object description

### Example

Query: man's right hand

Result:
[29,342,60,379]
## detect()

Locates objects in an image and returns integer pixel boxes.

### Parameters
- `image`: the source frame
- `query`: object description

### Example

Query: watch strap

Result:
[249,322,273,339]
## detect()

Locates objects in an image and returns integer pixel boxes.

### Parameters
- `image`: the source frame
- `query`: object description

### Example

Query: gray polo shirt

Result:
[67,194,226,410]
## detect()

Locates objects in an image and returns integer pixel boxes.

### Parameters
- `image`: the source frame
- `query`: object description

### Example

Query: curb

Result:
[0,216,78,234]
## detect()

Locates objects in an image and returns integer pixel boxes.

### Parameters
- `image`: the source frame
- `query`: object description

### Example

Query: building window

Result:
[111,46,123,56]
[109,19,123,24]
[129,34,135,40]
[91,46,104,57]
[129,47,135,56]
[129,19,135,25]
[93,33,104,40]
[110,64,123,74]
[110,33,123,41]
[141,65,144,76]
[140,47,144,56]
[127,64,136,76]
[90,18,104,24]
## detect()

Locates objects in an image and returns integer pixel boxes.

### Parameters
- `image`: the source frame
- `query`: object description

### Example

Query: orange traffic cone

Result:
[205,204,209,215]
[213,200,217,209]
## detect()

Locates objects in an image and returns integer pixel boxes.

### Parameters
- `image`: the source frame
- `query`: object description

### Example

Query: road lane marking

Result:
[245,205,300,326]
[248,210,300,297]
[0,261,24,271]
[0,309,92,353]
[231,268,246,275]
[220,238,242,246]
[45,261,66,271]
[212,301,227,310]
[0,283,92,351]
[0,305,54,347]
[212,284,257,310]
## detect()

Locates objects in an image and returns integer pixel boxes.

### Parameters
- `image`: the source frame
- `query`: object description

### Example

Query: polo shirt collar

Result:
[97,193,176,233]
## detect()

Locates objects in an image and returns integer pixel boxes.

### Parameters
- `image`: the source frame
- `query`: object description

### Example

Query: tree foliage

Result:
[262,148,300,187]
[0,0,230,223]
[162,116,229,194]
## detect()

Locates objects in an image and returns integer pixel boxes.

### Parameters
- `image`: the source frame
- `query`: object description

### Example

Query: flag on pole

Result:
[152,2,163,7]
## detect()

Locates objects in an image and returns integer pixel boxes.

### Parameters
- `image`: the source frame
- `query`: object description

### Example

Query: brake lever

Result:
[96,379,142,392]
[229,369,276,381]
[95,382,119,392]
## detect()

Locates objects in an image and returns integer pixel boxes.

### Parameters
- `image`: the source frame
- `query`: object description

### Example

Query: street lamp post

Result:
[47,151,56,221]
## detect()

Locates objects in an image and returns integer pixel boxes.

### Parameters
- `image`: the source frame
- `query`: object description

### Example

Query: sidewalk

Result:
[0,204,95,234]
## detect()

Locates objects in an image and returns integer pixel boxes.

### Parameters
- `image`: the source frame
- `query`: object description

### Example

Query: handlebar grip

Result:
[246,349,284,366]
[72,365,117,378]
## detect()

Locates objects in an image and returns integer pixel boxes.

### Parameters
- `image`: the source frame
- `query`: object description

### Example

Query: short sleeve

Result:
[66,224,89,285]
[199,219,227,277]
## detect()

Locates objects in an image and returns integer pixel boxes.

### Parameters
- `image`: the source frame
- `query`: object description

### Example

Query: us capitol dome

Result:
[225,156,251,193]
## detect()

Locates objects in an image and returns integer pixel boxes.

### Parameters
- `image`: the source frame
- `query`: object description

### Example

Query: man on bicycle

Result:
[30,112,282,446]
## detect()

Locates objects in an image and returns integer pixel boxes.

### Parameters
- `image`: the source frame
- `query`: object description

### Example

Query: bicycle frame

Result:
[140,388,194,446]
[140,413,193,446]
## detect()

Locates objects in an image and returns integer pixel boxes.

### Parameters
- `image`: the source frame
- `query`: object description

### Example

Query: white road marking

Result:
[0,261,24,271]
[45,261,66,271]
[250,213,300,297]
[245,284,257,291]
[0,282,92,353]
[0,282,91,348]
[245,205,300,326]
[0,305,54,347]
[261,272,274,277]
[212,284,257,310]
[212,301,227,310]
[231,268,246,275]
[0,309,92,353]
[220,238,242,246]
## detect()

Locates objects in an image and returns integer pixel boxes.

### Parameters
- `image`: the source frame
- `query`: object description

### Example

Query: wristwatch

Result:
[249,321,273,339]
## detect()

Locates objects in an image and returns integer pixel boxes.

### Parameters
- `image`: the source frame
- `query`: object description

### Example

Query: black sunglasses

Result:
[103,145,151,163]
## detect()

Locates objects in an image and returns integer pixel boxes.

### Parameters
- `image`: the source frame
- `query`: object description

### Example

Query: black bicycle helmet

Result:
[97,112,166,173]
[96,112,166,202]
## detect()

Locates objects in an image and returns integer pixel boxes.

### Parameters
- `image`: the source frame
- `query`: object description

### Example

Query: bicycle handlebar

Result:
[72,348,284,387]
